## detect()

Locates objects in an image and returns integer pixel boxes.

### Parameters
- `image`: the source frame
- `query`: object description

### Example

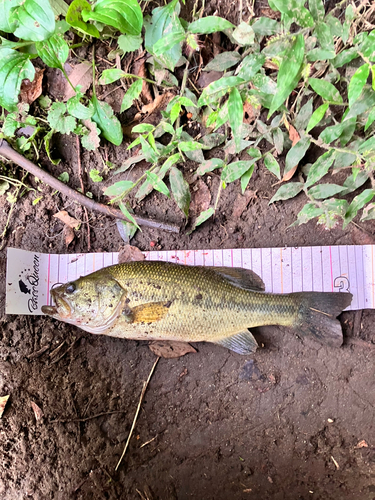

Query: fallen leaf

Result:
[197,71,223,88]
[46,63,73,100]
[355,440,369,449]
[31,401,44,421]
[264,60,279,70]
[148,341,197,358]
[351,227,375,245]
[232,190,257,219]
[64,226,75,246]
[118,244,145,263]
[54,210,80,228]
[20,68,44,105]
[63,62,93,101]
[0,395,9,418]
[190,179,211,215]
[261,7,280,19]
[132,53,153,104]
[134,91,174,122]
[243,100,258,124]
[288,123,300,146]
[82,119,101,150]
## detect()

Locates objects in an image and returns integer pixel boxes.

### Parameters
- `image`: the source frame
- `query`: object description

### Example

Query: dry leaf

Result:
[243,101,258,124]
[355,440,369,449]
[264,60,279,70]
[63,62,93,101]
[149,341,197,358]
[46,64,73,100]
[351,227,375,245]
[190,180,211,215]
[64,226,75,246]
[288,124,300,146]
[132,53,153,104]
[31,401,44,421]
[20,68,44,105]
[197,71,223,88]
[134,92,174,122]
[54,210,80,228]
[0,395,9,418]
[231,190,257,219]
[118,244,145,263]
[82,119,101,150]
[261,7,280,19]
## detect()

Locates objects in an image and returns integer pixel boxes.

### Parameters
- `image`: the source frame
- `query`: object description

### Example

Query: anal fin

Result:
[213,330,258,355]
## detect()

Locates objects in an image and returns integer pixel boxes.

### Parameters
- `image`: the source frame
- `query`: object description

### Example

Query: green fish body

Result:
[41,261,352,354]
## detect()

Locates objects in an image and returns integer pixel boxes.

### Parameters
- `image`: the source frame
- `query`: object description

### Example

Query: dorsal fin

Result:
[208,266,265,292]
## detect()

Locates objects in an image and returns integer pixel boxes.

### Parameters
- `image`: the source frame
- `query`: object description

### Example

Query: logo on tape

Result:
[18,254,40,312]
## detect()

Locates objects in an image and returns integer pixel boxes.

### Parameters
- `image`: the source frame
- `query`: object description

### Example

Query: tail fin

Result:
[292,292,352,347]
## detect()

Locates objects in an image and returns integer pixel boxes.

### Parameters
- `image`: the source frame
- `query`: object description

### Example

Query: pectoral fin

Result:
[209,266,265,292]
[131,302,170,324]
[214,330,258,355]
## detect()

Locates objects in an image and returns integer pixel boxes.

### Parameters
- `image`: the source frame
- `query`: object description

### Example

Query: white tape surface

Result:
[6,246,373,315]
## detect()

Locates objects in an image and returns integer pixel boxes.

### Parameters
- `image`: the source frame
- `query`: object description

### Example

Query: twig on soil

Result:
[50,337,80,365]
[49,340,66,359]
[0,139,180,233]
[115,356,160,471]
[76,136,91,251]
[51,410,127,423]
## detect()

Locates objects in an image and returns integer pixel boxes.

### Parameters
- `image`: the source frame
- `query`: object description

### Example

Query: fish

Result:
[41,261,353,355]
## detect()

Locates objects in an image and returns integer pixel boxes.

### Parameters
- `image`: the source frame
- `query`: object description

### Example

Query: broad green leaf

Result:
[316,22,334,51]
[341,170,368,195]
[67,94,94,119]
[188,16,234,34]
[269,182,304,204]
[179,141,205,152]
[153,30,186,56]
[89,169,103,182]
[359,30,375,59]
[160,153,181,173]
[146,171,170,197]
[116,218,138,243]
[197,158,224,176]
[119,201,141,230]
[319,122,344,144]
[104,180,134,197]
[332,47,358,68]
[50,0,69,17]
[252,17,281,36]
[268,34,304,117]
[10,0,55,41]
[91,95,123,146]
[306,102,329,132]
[284,137,311,179]
[308,78,342,103]
[325,14,342,37]
[118,34,142,53]
[0,0,22,33]
[361,203,375,221]
[348,63,370,107]
[271,0,313,27]
[344,189,375,227]
[240,163,255,193]
[306,48,335,61]
[247,147,262,159]
[359,136,375,154]
[132,123,155,133]
[99,68,127,85]
[221,159,256,184]
[339,117,356,146]
[272,128,284,155]
[308,0,325,22]
[205,52,242,72]
[58,172,69,183]
[139,135,158,162]
[333,151,357,171]
[264,153,280,179]
[228,87,243,153]
[305,150,335,188]
[66,0,100,37]
[365,106,375,132]
[198,76,245,106]
[47,102,77,134]
[236,53,265,80]
[144,2,182,71]
[82,0,143,35]
[2,112,20,137]
[193,207,214,230]
[199,133,225,149]
[35,34,69,70]
[345,86,375,120]
[0,48,34,112]
[232,22,254,45]
[290,203,324,226]
[308,183,345,199]
[294,98,313,131]
[121,78,143,112]
[213,100,228,130]
[169,167,190,217]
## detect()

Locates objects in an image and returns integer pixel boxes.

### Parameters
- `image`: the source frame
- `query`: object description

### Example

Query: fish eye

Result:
[65,283,76,294]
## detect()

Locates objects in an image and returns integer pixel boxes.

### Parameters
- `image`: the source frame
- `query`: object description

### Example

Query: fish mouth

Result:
[41,289,72,319]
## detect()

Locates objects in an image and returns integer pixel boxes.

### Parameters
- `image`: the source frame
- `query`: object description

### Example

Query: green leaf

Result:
[269,182,304,204]
[332,47,358,68]
[306,48,335,62]
[58,172,69,183]
[169,167,190,217]
[221,159,256,184]
[290,203,324,226]
[119,201,141,230]
[91,96,123,146]
[36,34,69,71]
[2,112,20,137]
[0,48,34,112]
[348,63,370,107]
[10,0,55,41]
[50,0,69,17]
[193,207,214,230]
[308,183,345,199]
[82,0,143,35]
[344,189,375,227]
[341,170,368,196]
[252,17,281,36]
[361,203,375,221]
[0,0,22,33]
[47,102,77,134]
[104,180,134,197]
[339,117,356,146]
[308,77,342,103]
[247,147,261,159]
[271,0,313,27]
[205,51,242,72]
[319,122,344,144]
[240,163,255,193]
[365,106,375,132]
[272,128,284,155]
[188,16,234,34]
[139,135,159,163]
[67,94,94,119]
[197,158,224,176]
[308,0,325,22]
[179,141,205,152]
[284,136,311,179]
[81,119,100,151]
[358,136,375,154]
[345,86,375,120]
[89,169,103,182]
[132,123,155,133]
[160,153,181,173]
[99,68,127,85]
[236,53,265,80]
[316,22,334,51]
[305,150,335,188]
[146,171,170,197]
[198,76,245,106]
[232,22,254,45]
[66,0,100,38]
[118,34,142,53]
[153,30,186,56]
[268,34,304,117]
[294,98,313,131]
[228,87,243,153]
[306,102,329,132]
[264,153,280,180]
[199,133,225,149]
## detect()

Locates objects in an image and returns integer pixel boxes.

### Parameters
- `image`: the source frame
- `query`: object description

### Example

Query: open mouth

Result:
[41,289,72,318]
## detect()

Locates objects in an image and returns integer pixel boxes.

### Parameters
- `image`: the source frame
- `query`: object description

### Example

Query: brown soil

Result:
[2,4,375,499]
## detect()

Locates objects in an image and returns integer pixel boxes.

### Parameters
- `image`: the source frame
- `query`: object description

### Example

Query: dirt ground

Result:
[2,2,375,499]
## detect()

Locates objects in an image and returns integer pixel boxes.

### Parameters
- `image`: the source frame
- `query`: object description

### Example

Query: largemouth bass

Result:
[41,261,352,354]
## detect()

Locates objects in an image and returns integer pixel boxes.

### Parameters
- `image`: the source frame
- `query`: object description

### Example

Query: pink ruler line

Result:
[372,245,374,309]
[47,254,51,306]
[329,245,333,292]
[280,248,283,294]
